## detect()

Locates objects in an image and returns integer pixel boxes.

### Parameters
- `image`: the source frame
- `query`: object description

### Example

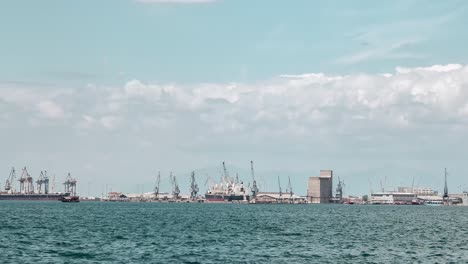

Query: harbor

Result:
[2,163,467,206]
[0,167,79,202]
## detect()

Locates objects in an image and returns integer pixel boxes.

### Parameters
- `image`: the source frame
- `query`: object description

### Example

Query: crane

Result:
[43,170,49,194]
[222,161,229,179]
[4,167,16,193]
[250,160,259,197]
[36,171,44,194]
[287,176,293,198]
[443,168,449,205]
[154,171,160,200]
[170,172,180,199]
[278,176,282,198]
[190,171,199,201]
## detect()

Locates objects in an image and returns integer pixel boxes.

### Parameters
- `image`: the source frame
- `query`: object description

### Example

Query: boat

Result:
[60,196,80,203]
[204,162,250,203]
[0,192,70,201]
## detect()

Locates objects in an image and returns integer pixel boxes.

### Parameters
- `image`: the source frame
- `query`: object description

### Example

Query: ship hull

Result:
[0,193,69,201]
[205,193,250,203]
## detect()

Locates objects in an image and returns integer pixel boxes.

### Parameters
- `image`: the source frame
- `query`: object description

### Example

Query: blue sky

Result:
[1,0,468,196]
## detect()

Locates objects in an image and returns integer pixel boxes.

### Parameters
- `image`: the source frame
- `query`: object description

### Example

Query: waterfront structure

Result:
[253,192,307,204]
[1,167,73,201]
[307,170,333,204]
[370,192,417,204]
[397,186,438,196]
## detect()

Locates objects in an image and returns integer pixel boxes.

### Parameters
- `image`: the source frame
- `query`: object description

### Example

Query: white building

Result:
[371,192,417,205]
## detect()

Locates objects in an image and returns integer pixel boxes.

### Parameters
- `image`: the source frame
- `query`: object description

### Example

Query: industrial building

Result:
[307,170,333,204]
[397,186,438,196]
[253,192,307,204]
[370,192,417,205]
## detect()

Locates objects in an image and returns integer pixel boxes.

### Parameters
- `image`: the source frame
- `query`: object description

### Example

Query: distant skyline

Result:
[1,0,468,196]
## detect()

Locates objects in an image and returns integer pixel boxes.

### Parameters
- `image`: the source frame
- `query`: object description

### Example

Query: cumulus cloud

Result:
[135,0,216,4]
[4,64,468,141]
[105,64,468,136]
[37,100,65,120]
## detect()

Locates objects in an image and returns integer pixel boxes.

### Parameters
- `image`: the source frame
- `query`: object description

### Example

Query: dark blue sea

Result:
[0,201,467,263]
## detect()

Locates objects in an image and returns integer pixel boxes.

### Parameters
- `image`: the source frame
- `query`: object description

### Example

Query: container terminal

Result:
[0,167,79,202]
[2,164,467,205]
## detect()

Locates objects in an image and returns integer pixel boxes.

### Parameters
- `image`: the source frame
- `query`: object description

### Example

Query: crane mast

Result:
[250,160,259,197]
[443,168,449,205]
[190,171,199,201]
[43,171,49,194]
[154,171,160,200]
[287,176,293,198]
[5,167,16,193]
[36,171,44,194]
[170,172,180,199]
[278,176,282,198]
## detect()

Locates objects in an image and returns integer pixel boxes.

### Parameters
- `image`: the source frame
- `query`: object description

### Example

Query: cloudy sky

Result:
[1,0,468,196]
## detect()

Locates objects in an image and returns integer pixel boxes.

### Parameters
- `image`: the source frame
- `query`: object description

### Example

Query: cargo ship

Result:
[0,192,70,201]
[1,167,79,202]
[204,162,251,202]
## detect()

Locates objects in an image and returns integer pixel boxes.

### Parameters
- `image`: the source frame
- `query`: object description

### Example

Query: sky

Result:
[1,0,468,196]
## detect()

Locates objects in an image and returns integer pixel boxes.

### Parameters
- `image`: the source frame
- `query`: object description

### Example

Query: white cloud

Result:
[135,0,216,4]
[83,64,468,139]
[100,115,121,129]
[5,64,468,139]
[37,100,65,120]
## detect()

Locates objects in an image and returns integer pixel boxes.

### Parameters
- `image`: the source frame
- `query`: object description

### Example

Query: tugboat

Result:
[60,196,80,202]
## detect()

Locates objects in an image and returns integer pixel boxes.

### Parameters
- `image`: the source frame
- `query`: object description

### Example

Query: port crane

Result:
[278,176,282,198]
[250,160,259,197]
[190,171,199,201]
[222,161,233,193]
[170,172,180,199]
[43,171,49,194]
[63,173,77,196]
[18,167,34,194]
[36,171,45,194]
[443,168,449,205]
[5,167,16,193]
[154,171,160,200]
[287,176,293,199]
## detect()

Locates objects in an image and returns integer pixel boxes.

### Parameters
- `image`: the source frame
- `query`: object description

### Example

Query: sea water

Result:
[0,201,467,263]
